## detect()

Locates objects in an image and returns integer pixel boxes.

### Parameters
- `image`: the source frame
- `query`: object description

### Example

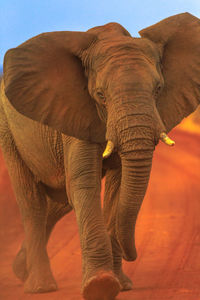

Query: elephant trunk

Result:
[117,149,153,260]
[106,101,162,261]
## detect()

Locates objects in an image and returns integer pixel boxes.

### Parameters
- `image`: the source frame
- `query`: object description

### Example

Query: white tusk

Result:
[103,140,114,158]
[160,132,175,146]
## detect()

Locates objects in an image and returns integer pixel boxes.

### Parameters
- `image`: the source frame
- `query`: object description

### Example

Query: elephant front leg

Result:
[103,168,133,291]
[0,136,57,293]
[64,139,120,300]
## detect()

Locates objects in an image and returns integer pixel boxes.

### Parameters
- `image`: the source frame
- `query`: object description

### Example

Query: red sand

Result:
[0,129,200,300]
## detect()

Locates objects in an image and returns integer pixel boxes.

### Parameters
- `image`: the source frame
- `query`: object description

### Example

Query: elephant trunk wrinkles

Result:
[117,150,153,261]
[108,105,157,261]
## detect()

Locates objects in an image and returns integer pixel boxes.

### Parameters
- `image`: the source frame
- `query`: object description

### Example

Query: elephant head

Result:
[3,13,200,260]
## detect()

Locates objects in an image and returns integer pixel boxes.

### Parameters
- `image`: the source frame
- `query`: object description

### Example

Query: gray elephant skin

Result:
[0,12,200,300]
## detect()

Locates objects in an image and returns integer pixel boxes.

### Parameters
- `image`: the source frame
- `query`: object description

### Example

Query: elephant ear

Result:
[139,13,200,132]
[3,31,106,143]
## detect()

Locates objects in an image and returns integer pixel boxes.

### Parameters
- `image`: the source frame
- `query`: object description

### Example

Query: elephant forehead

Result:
[89,37,160,70]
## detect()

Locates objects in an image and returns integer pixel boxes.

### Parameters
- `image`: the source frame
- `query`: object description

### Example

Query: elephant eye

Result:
[96,91,106,104]
[157,84,162,92]
[97,91,105,99]
[154,83,163,98]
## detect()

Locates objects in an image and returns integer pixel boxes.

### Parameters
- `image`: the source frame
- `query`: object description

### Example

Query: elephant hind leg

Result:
[13,187,72,283]
[0,134,57,293]
[12,241,28,282]
[44,185,72,243]
[0,105,28,282]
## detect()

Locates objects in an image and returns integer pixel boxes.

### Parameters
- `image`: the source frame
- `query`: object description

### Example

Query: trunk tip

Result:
[122,250,137,262]
[118,238,137,261]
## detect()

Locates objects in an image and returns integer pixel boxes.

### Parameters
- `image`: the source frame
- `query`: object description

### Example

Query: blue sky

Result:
[0,0,200,68]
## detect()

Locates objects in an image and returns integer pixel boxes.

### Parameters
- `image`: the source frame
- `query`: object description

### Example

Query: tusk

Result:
[103,140,114,158]
[160,132,175,146]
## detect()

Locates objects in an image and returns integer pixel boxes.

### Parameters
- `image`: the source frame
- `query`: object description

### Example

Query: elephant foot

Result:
[83,271,121,300]
[12,247,28,282]
[24,270,57,293]
[117,271,133,291]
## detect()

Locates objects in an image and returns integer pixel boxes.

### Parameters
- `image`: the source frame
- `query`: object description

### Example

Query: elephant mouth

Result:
[103,132,175,158]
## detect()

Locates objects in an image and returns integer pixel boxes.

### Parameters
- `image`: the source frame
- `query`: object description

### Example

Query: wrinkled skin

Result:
[0,13,200,300]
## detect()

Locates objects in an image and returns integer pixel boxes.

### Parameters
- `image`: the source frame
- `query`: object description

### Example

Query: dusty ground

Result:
[0,128,200,300]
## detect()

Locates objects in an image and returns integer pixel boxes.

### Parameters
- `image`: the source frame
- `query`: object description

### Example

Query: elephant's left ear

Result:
[139,13,200,132]
[3,31,106,143]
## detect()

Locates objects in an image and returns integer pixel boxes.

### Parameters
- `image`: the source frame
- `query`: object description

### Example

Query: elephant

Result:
[0,12,200,300]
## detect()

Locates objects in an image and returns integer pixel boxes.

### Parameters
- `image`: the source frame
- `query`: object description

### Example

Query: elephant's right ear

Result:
[3,31,106,143]
[139,13,200,133]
